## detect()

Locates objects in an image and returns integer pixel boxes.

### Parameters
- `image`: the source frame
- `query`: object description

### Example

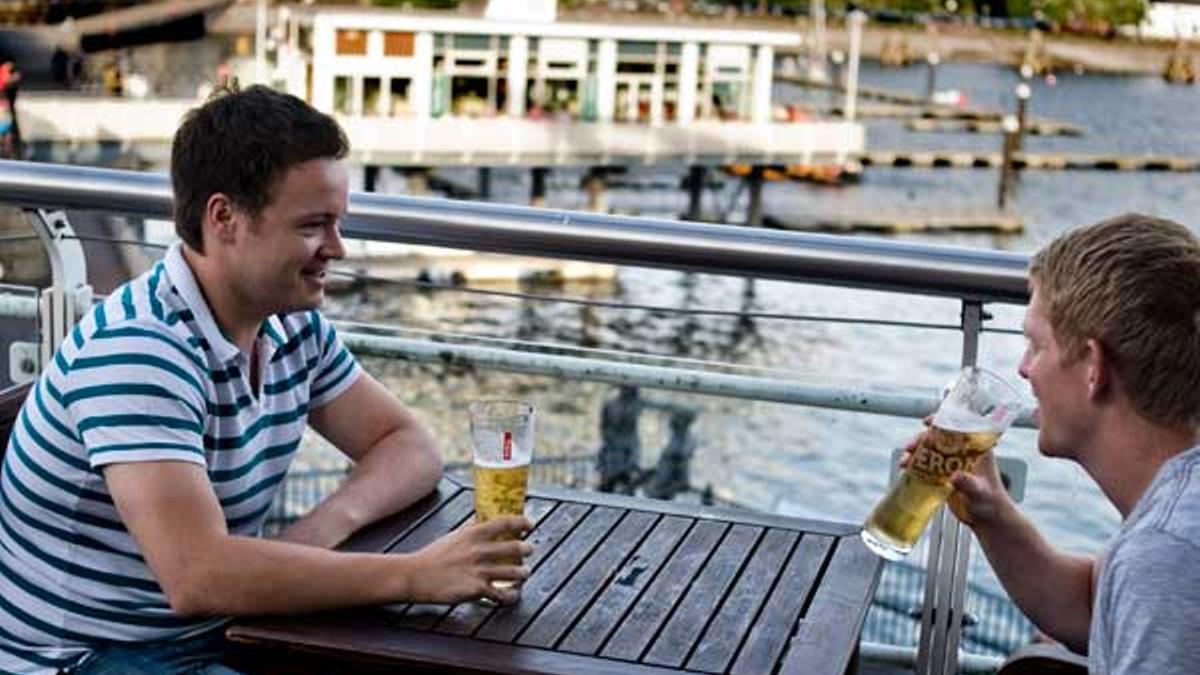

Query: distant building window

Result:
[336,29,368,55]
[334,76,353,114]
[618,41,657,56]
[454,34,491,50]
[364,77,383,116]
[390,78,412,117]
[384,31,414,57]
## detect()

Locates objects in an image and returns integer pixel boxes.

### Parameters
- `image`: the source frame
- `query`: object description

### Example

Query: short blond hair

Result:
[1030,214,1200,428]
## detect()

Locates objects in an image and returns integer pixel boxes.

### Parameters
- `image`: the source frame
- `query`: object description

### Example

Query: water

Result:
[310,61,1198,594]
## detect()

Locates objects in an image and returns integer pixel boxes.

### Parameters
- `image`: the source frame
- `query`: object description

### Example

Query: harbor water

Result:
[289,62,1195,597]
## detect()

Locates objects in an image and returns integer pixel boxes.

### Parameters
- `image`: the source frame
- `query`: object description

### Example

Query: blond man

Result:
[939,214,1200,673]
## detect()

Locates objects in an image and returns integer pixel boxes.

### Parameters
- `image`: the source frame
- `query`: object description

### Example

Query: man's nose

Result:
[321,224,346,260]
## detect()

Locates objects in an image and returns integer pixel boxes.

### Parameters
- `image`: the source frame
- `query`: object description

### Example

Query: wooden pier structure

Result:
[763,208,1023,234]
[857,151,1200,172]
[905,118,1083,137]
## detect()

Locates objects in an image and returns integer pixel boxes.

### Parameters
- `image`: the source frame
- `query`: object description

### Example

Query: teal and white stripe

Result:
[0,243,360,673]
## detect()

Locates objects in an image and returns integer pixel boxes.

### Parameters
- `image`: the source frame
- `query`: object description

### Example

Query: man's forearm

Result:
[170,535,421,616]
[973,503,1094,653]
[281,428,443,548]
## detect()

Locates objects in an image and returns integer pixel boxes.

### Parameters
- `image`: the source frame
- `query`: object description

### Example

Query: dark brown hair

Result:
[170,84,348,252]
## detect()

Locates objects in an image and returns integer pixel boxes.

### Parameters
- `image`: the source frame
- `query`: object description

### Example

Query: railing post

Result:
[916,300,982,675]
[26,209,91,377]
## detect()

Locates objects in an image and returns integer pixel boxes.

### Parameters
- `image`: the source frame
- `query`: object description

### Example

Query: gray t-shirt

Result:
[1089,445,1200,674]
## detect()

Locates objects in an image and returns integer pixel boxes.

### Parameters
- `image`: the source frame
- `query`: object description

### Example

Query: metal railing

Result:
[0,159,1036,674]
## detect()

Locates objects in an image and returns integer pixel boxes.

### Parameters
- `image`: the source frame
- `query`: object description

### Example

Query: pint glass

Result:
[469,400,534,584]
[861,367,1022,560]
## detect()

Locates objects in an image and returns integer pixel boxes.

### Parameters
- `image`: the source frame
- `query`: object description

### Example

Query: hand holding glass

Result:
[861,367,1022,560]
[469,400,534,588]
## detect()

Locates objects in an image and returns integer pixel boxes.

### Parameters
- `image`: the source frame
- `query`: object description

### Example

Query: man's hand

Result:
[947,451,1012,528]
[406,516,534,605]
[898,418,1015,530]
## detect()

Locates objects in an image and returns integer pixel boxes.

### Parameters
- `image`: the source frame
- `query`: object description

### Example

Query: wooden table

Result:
[229,477,883,675]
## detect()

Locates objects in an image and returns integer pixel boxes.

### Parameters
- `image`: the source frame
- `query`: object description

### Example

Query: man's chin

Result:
[278,293,325,315]
[1036,434,1069,460]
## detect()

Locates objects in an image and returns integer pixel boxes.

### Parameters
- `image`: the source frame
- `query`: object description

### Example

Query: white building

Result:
[265,2,863,166]
[1133,1,1200,40]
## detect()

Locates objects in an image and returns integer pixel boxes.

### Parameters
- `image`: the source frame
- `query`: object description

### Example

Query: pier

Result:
[764,208,1023,234]
[904,118,1083,137]
[858,150,1200,172]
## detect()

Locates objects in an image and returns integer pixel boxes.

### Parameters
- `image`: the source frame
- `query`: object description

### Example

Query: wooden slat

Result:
[230,487,883,675]
[337,478,464,553]
[390,603,448,632]
[395,498,561,632]
[517,509,660,648]
[600,519,728,662]
[388,490,476,553]
[778,536,883,675]
[642,524,763,668]
[475,506,623,643]
[730,534,836,675]
[685,528,799,673]
[437,500,592,637]
[530,485,856,536]
[558,515,692,656]
[371,491,475,616]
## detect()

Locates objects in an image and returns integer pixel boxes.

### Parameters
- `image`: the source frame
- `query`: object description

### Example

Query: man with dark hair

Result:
[931,213,1200,673]
[0,85,531,674]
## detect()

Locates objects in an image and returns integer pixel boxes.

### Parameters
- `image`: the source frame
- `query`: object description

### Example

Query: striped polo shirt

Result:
[0,243,361,674]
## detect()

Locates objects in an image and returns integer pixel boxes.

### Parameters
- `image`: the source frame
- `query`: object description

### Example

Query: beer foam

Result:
[474,454,532,468]
[933,403,1001,432]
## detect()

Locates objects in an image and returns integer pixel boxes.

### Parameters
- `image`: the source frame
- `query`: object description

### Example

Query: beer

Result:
[474,463,530,524]
[861,366,1020,561]
[468,400,535,588]
[862,425,1001,560]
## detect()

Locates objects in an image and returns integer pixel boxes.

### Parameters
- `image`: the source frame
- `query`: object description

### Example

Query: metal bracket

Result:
[25,208,92,374]
[9,342,39,384]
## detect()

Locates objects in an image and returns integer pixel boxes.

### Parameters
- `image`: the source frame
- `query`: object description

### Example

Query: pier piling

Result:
[746,165,765,227]
[478,167,492,201]
[829,50,845,109]
[363,165,380,193]
[998,116,1019,209]
[684,165,706,221]
[1014,83,1031,153]
[925,52,940,103]
[530,167,549,207]
[583,167,608,213]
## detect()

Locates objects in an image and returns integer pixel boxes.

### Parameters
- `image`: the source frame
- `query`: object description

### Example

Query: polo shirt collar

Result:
[163,243,243,365]
[259,313,287,363]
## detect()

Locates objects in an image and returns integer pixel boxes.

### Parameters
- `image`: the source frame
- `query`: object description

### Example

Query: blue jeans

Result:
[69,626,247,675]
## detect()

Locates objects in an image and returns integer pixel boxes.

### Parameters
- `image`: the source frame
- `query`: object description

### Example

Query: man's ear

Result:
[1083,338,1111,402]
[203,193,241,247]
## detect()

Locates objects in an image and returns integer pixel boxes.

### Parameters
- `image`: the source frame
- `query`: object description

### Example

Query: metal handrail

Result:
[0,159,1031,304]
[0,159,1035,675]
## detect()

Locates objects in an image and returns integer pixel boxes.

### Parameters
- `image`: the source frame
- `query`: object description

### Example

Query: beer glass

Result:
[861,366,1022,560]
[469,400,534,586]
